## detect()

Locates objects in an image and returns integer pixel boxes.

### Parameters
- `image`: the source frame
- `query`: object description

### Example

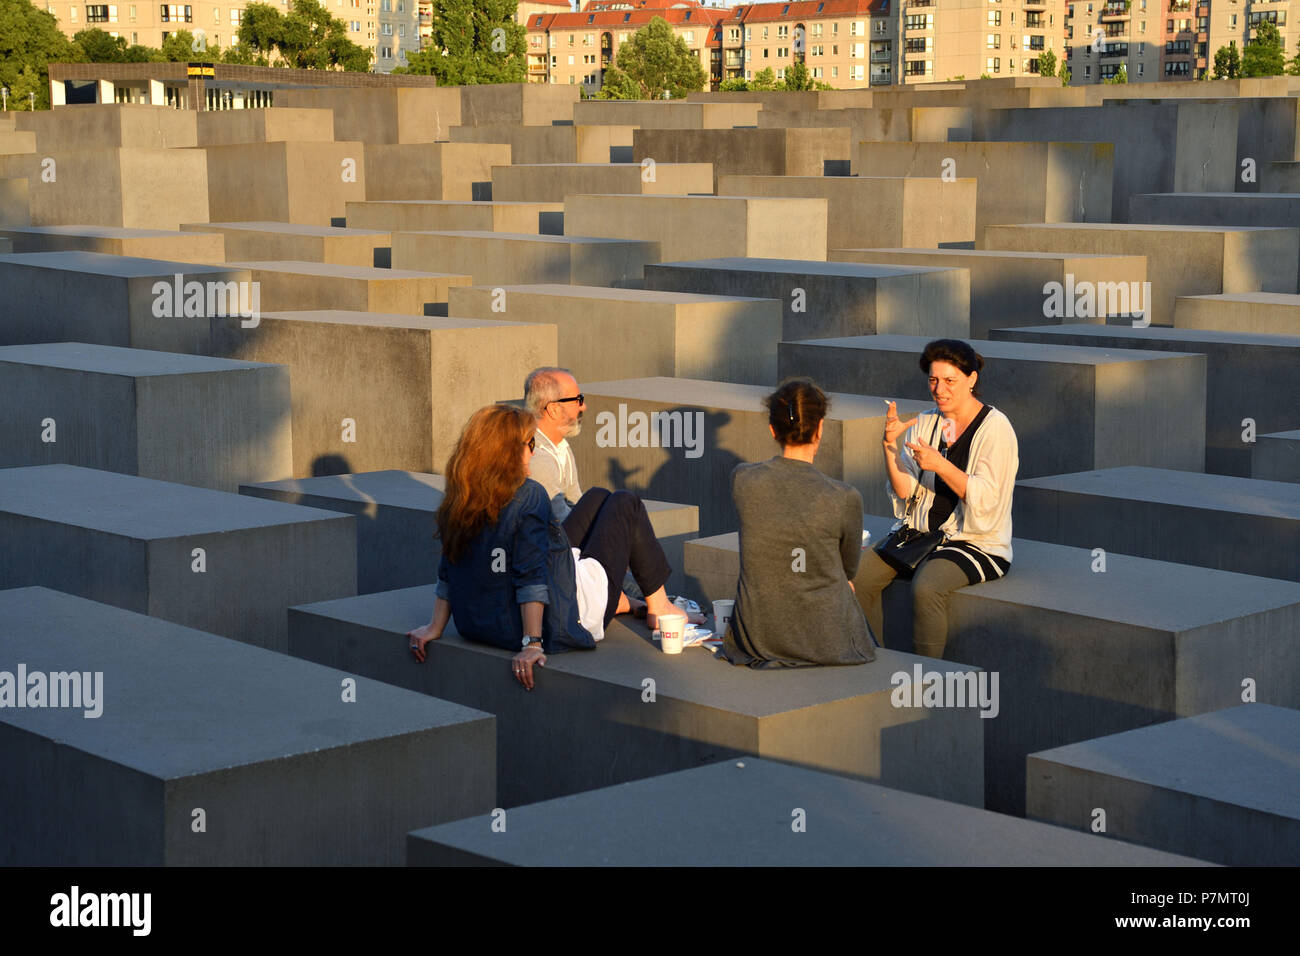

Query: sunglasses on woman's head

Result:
[524,435,536,452]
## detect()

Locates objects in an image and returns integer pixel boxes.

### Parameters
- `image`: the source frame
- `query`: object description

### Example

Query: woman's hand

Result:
[408,624,440,664]
[906,438,946,473]
[512,645,547,690]
[883,400,916,448]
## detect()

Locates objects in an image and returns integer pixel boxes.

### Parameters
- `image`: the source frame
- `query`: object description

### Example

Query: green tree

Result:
[238,2,284,59]
[1059,64,1071,86]
[396,0,524,82]
[0,0,84,109]
[74,27,127,62]
[1291,36,1300,75]
[749,66,778,90]
[1104,63,1128,84]
[1038,48,1057,78]
[719,76,748,91]
[1241,20,1286,76]
[594,64,641,99]
[783,60,812,90]
[222,41,268,66]
[609,16,705,99]
[1213,41,1241,79]
[160,30,214,62]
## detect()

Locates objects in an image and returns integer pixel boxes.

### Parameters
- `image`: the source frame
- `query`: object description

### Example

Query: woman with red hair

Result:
[408,404,685,689]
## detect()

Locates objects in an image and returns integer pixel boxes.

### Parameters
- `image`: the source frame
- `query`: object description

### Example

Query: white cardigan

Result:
[885,405,1018,563]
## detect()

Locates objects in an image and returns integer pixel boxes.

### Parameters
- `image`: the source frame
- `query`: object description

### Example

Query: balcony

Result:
[528,63,547,74]
[872,49,892,61]
[871,71,893,85]
[1169,0,1190,9]
[1100,4,1130,19]
[1024,0,1047,8]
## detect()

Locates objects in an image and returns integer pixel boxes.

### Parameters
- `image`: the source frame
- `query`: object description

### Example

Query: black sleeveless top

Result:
[928,404,993,533]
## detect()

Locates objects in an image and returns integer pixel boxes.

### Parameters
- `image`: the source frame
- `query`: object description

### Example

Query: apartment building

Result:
[524,1,728,91]
[1068,0,1293,83]
[721,1,894,87]
[42,0,419,72]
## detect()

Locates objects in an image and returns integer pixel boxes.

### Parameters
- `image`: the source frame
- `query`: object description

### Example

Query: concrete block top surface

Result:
[963,538,1300,629]
[0,251,245,278]
[653,257,958,279]
[0,342,282,377]
[0,465,351,537]
[245,470,445,509]
[227,260,462,280]
[569,194,821,206]
[1134,192,1300,201]
[698,519,1300,629]
[183,221,389,238]
[0,587,490,779]
[1030,704,1300,820]
[357,200,561,208]
[0,225,208,240]
[399,230,653,247]
[998,322,1300,349]
[789,334,1201,367]
[849,247,1142,263]
[466,283,775,304]
[1183,293,1300,306]
[994,222,1295,236]
[584,376,932,420]
[410,757,1208,866]
[258,309,531,331]
[293,585,974,718]
[1263,429,1300,440]
[1017,466,1300,518]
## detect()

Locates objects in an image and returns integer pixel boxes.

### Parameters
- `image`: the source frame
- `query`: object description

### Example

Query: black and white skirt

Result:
[926,539,1010,585]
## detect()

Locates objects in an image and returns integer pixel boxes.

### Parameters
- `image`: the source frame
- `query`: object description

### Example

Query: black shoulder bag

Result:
[875,416,946,579]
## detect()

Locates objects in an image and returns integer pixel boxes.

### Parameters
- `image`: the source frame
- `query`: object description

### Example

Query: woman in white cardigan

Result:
[855,339,1019,659]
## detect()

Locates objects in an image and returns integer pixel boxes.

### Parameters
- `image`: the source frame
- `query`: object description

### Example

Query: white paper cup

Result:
[712,599,735,633]
[658,613,687,654]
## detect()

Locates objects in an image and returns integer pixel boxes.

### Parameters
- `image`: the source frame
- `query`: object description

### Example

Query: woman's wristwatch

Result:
[521,635,544,651]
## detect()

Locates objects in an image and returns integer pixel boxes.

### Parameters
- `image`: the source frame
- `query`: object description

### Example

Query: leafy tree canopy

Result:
[1241,20,1285,77]
[610,16,705,99]
[395,0,525,83]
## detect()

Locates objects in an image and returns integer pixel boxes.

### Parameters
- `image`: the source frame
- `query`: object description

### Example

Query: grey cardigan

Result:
[718,456,877,668]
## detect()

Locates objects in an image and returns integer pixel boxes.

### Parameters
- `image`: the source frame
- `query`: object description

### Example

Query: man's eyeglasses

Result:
[524,435,536,452]
[549,394,584,407]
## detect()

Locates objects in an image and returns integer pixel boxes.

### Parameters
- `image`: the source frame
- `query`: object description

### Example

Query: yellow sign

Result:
[186,64,216,77]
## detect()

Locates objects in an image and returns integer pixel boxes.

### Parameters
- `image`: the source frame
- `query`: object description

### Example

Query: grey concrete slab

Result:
[974,100,1238,222]
[0,251,253,353]
[1263,161,1300,192]
[364,142,511,202]
[345,200,564,235]
[490,162,713,203]
[1129,192,1300,288]
[447,283,782,386]
[179,221,390,268]
[643,257,968,340]
[391,230,658,288]
[0,586,493,866]
[241,469,699,596]
[852,141,1114,243]
[0,465,355,652]
[408,757,1208,866]
[717,174,977,250]
[200,140,366,226]
[1255,430,1300,484]
[981,222,1300,327]
[211,309,554,477]
[1013,467,1300,582]
[0,224,225,263]
[688,525,1300,814]
[0,342,291,492]
[288,586,984,808]
[226,260,470,315]
[0,177,27,227]
[833,247,1148,339]
[572,377,933,536]
[778,334,1207,479]
[1027,704,1300,865]
[989,324,1300,476]
[1175,292,1300,336]
[633,126,851,190]
[564,194,828,263]
[449,123,635,164]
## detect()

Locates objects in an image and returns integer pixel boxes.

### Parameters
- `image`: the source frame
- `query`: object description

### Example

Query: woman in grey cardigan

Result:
[717,379,877,669]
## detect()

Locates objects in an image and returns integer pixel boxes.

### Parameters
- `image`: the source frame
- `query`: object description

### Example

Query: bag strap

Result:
[901,415,943,522]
